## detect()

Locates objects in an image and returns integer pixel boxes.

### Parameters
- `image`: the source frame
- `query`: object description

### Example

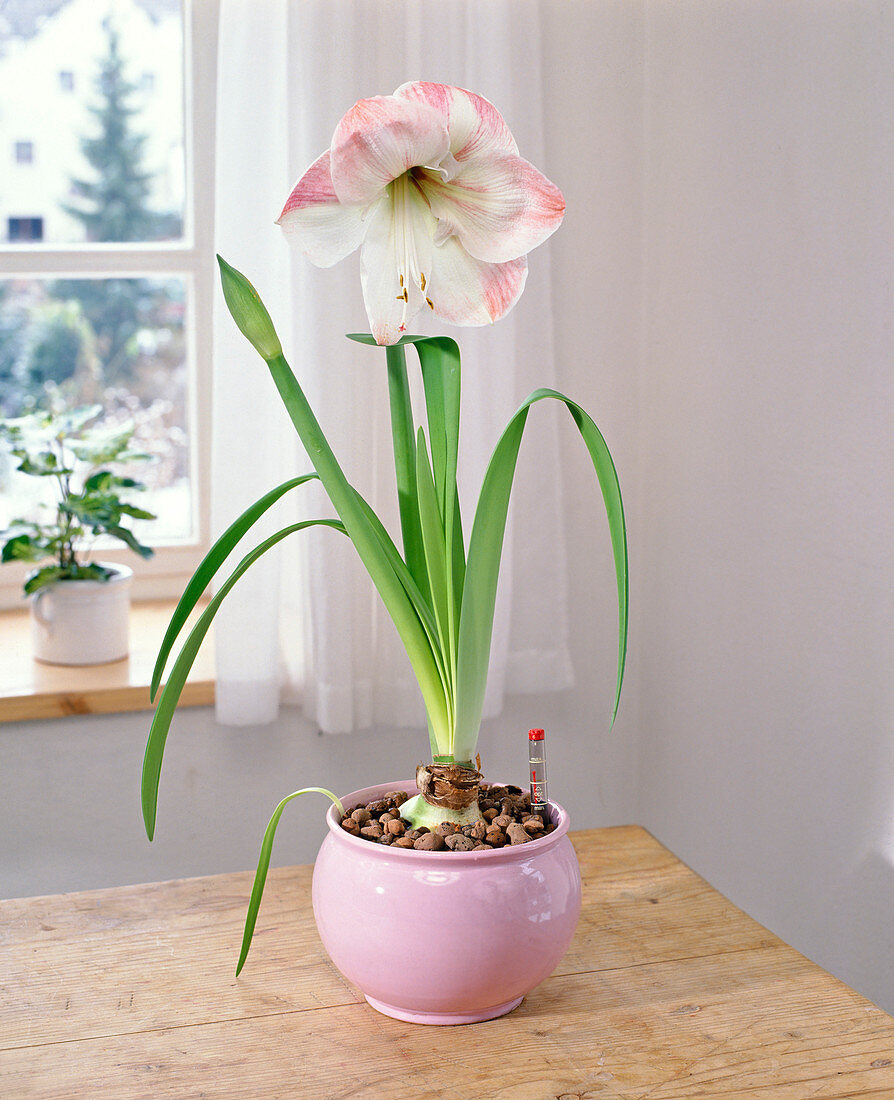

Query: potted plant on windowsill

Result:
[0,405,155,665]
[142,82,628,1024]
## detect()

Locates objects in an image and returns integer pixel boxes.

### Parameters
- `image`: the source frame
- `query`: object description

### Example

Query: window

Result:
[0,0,218,608]
[7,218,43,242]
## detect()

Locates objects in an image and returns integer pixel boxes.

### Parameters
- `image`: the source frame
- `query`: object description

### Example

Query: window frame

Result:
[0,0,218,610]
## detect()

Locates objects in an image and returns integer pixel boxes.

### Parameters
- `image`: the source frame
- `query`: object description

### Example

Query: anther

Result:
[426,297,434,310]
[419,273,427,292]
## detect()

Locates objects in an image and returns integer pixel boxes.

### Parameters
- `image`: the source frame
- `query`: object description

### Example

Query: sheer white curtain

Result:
[212,0,573,732]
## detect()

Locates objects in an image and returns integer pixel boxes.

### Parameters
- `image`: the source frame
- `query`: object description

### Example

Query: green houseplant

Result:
[1,405,156,664]
[142,83,628,1003]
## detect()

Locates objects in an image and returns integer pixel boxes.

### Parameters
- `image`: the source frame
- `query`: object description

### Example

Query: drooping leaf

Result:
[453,388,628,763]
[105,524,154,559]
[236,786,344,977]
[150,474,319,701]
[83,471,143,493]
[141,519,347,841]
[1,534,44,564]
[24,565,66,595]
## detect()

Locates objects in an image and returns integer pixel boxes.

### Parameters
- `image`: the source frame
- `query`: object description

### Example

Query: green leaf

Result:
[24,565,66,594]
[414,336,464,677]
[349,485,451,744]
[142,519,347,842]
[351,333,466,690]
[16,451,70,477]
[69,423,135,465]
[105,525,154,559]
[384,343,428,594]
[150,475,319,701]
[83,471,142,493]
[453,388,629,763]
[236,786,344,977]
[117,503,156,521]
[415,428,452,723]
[1,534,44,564]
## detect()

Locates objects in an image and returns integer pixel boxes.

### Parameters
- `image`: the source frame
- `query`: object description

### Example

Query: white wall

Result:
[2,0,893,1016]
[633,0,894,1011]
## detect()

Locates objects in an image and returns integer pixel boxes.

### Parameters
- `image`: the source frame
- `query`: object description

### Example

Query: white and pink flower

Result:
[277,82,565,345]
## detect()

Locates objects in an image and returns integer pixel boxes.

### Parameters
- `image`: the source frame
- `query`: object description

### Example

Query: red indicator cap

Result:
[528,728,545,740]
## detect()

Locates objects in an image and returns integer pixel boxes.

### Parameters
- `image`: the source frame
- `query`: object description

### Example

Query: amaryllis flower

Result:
[277,82,565,345]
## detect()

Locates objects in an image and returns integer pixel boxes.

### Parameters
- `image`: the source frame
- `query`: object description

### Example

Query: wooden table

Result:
[2,826,893,1098]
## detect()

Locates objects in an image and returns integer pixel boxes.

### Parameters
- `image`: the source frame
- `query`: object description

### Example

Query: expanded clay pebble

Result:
[338,783,556,854]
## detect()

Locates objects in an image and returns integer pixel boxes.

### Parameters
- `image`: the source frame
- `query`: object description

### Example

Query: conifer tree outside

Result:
[55,19,181,384]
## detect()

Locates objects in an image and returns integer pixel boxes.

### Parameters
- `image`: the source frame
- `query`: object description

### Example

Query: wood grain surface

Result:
[1,825,892,1098]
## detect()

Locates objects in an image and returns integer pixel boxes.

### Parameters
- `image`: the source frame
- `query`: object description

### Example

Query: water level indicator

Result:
[528,728,548,813]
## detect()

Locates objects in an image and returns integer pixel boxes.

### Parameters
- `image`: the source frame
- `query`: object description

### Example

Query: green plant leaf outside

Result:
[141,519,347,842]
[236,786,344,977]
[150,474,320,702]
[452,388,629,764]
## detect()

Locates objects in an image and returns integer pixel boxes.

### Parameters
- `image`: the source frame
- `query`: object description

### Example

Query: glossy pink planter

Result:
[312,780,582,1025]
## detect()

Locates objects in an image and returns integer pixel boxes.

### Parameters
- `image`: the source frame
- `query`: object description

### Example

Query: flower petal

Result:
[428,238,528,327]
[277,151,366,268]
[395,82,518,161]
[359,191,437,345]
[330,95,449,207]
[421,152,565,264]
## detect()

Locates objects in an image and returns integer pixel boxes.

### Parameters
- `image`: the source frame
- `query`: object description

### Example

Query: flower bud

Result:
[217,255,282,360]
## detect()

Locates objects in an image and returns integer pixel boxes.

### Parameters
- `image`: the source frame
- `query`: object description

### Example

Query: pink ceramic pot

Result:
[312,779,582,1025]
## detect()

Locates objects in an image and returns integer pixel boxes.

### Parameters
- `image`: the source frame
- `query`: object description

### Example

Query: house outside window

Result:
[7,217,44,242]
[0,0,218,607]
